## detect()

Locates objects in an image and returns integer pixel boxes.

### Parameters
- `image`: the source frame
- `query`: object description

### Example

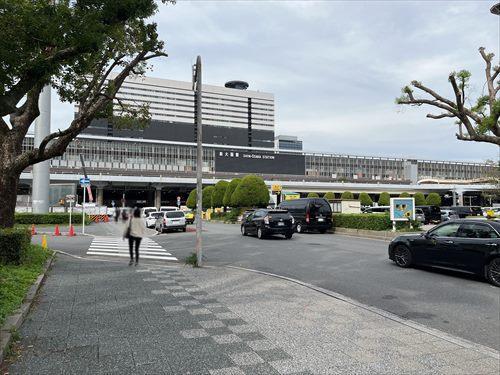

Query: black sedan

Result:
[241,209,294,239]
[388,220,500,287]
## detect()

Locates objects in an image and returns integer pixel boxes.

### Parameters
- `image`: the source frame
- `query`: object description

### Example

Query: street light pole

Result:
[193,56,203,267]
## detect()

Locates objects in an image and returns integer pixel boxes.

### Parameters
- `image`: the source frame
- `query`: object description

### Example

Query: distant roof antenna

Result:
[225,80,249,90]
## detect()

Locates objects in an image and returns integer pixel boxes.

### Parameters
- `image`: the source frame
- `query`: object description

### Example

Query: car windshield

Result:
[430,223,460,237]
[166,211,184,218]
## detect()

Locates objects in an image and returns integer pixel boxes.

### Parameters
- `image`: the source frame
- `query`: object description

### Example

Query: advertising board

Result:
[390,198,415,221]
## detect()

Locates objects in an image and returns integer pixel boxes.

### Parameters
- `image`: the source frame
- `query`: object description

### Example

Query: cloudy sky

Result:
[52,0,500,162]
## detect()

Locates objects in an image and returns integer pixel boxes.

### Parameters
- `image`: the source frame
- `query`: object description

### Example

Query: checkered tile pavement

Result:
[139,267,311,375]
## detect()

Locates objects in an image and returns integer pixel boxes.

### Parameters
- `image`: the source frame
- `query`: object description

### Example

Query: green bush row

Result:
[332,213,421,231]
[0,227,31,264]
[15,213,91,225]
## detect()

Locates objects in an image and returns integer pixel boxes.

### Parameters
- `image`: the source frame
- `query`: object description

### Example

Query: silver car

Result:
[441,209,459,221]
[415,208,426,223]
[155,211,186,233]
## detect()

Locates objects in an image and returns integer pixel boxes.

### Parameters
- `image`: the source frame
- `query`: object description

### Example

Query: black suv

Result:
[241,209,294,239]
[416,205,441,224]
[278,198,332,233]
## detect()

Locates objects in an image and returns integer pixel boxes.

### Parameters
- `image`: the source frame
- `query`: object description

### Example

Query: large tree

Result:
[396,48,499,146]
[0,0,171,227]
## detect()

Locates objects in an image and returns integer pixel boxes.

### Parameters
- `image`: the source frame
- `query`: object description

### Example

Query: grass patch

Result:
[185,252,198,267]
[0,245,52,326]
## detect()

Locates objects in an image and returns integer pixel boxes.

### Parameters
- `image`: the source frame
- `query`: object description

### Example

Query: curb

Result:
[224,265,500,360]
[0,253,55,365]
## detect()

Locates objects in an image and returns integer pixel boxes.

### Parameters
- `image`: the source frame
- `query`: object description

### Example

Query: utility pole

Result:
[193,56,203,266]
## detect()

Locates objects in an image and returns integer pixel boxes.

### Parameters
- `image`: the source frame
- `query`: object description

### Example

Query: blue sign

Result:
[79,177,90,186]
[390,198,415,221]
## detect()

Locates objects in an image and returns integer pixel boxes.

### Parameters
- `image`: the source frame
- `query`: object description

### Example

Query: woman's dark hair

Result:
[133,207,141,218]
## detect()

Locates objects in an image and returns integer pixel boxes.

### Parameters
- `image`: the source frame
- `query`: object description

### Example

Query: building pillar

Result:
[154,186,162,209]
[97,187,104,206]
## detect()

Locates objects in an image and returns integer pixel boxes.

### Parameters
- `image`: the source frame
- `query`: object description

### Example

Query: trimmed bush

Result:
[211,180,229,208]
[225,208,243,223]
[426,192,442,206]
[231,175,269,208]
[378,192,390,206]
[333,213,391,231]
[202,186,215,210]
[358,192,373,206]
[399,192,411,198]
[15,213,90,225]
[341,191,354,200]
[414,192,426,206]
[223,178,241,207]
[0,227,31,265]
[186,189,197,209]
[307,192,319,198]
[323,192,335,200]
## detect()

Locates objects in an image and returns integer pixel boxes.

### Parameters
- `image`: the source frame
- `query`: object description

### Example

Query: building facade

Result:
[275,135,303,151]
[81,75,275,148]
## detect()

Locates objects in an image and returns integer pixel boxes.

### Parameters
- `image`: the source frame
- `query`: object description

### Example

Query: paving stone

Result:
[241,362,281,374]
[229,324,258,334]
[189,307,212,315]
[255,348,293,362]
[229,351,265,366]
[247,339,278,351]
[212,334,243,344]
[179,299,201,306]
[151,289,170,295]
[199,320,226,329]
[209,367,246,375]
[180,328,210,339]
[162,305,185,313]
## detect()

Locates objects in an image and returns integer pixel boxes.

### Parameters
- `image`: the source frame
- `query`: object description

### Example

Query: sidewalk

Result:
[4,255,499,375]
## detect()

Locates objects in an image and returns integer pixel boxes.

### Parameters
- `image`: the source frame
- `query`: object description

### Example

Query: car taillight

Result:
[306,212,310,223]
[163,218,166,224]
[264,215,269,225]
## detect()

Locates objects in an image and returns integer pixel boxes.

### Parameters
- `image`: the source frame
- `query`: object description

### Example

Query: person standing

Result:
[124,207,146,266]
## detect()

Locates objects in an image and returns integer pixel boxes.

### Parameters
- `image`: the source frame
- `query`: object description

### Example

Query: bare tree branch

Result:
[479,47,495,108]
[426,112,455,119]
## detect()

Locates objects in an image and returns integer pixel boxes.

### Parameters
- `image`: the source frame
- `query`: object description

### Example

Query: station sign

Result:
[215,150,305,175]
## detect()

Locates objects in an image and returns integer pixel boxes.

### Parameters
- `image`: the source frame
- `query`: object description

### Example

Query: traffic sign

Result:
[79,177,90,187]
[66,194,75,203]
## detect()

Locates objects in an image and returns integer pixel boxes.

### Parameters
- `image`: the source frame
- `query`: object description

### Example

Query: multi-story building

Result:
[81,76,275,148]
[275,135,303,151]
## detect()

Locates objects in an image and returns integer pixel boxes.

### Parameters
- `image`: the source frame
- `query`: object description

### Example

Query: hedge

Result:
[0,227,31,264]
[332,213,421,231]
[15,213,91,225]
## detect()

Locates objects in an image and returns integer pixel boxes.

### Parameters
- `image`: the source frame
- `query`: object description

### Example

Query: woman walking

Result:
[124,207,146,266]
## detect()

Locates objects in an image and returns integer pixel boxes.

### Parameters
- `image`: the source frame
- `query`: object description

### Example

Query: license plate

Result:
[318,218,324,222]
[278,222,284,226]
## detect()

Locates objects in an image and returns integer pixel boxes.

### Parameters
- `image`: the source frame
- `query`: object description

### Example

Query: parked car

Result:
[241,209,294,239]
[160,206,179,212]
[416,205,442,224]
[141,206,157,218]
[278,198,332,233]
[441,209,459,222]
[441,206,483,219]
[183,209,195,224]
[155,211,186,233]
[388,220,500,287]
[145,211,162,228]
[415,208,426,223]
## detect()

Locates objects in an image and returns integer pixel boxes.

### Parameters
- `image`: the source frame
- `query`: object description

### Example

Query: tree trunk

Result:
[0,169,20,228]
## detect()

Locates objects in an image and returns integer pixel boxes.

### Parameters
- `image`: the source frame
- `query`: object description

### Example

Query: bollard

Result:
[41,234,47,249]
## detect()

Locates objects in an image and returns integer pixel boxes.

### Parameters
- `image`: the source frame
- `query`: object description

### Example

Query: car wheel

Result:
[393,245,412,268]
[182,226,186,232]
[486,258,500,287]
[285,232,293,239]
[319,229,326,234]
[257,227,264,239]
[241,226,247,236]
[296,223,302,233]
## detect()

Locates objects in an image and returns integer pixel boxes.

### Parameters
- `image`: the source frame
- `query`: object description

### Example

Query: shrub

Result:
[0,228,31,265]
[15,213,90,225]
[224,208,243,223]
[341,191,354,200]
[186,189,197,209]
[323,192,335,200]
[333,213,392,231]
[307,192,319,198]
[231,175,269,208]
[358,192,373,206]
[202,186,215,210]
[399,192,411,198]
[211,180,229,208]
[223,178,241,207]
[378,192,390,206]
[414,192,426,206]
[426,192,442,206]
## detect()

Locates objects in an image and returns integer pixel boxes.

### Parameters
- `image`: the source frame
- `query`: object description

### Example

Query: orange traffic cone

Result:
[68,225,75,237]
[31,224,37,236]
[54,224,61,236]
[104,215,109,222]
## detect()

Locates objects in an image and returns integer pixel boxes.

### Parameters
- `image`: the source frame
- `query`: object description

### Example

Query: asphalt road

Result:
[38,220,500,351]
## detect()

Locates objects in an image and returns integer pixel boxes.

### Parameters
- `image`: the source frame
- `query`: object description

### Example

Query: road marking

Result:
[87,236,178,261]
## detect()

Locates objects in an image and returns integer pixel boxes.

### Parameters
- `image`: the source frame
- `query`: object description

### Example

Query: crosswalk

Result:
[87,236,178,261]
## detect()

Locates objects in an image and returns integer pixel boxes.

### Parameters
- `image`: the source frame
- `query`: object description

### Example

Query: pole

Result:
[69,199,72,229]
[82,185,86,235]
[194,56,203,267]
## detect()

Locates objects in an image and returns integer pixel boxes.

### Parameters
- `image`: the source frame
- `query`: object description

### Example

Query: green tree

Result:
[396,48,499,147]
[323,192,335,201]
[358,192,373,206]
[211,180,229,208]
[378,192,390,206]
[0,0,171,227]
[341,191,354,200]
[186,189,197,209]
[414,192,426,206]
[307,192,319,198]
[231,175,269,208]
[202,186,215,210]
[426,192,442,206]
[223,178,241,207]
[399,192,411,198]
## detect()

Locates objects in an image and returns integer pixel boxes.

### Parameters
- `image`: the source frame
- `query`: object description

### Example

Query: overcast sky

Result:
[51,0,500,162]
